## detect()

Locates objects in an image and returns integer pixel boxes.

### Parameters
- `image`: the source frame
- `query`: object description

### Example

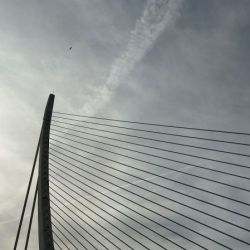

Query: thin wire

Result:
[51,201,98,250]
[50,140,250,206]
[51,127,250,180]
[51,168,246,250]
[50,171,187,250]
[51,174,194,250]
[50,146,250,220]
[50,184,152,250]
[49,150,250,219]
[51,188,134,250]
[52,112,250,136]
[52,201,122,250]
[49,160,250,244]
[53,239,63,250]
[51,195,112,250]
[50,176,196,250]
[50,164,249,244]
[52,118,250,158]
[24,181,38,250]
[50,132,250,190]
[50,155,250,228]
[51,183,177,250]
[50,120,250,147]
[14,130,41,250]
[51,122,250,170]
[52,222,72,250]
[51,213,88,250]
[53,231,65,250]
[48,165,234,249]
[51,199,132,250]
[50,199,112,248]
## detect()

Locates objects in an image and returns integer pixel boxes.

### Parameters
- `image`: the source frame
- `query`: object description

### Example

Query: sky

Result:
[0,0,250,249]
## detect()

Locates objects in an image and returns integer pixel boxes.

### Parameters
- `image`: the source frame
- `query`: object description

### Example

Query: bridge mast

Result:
[38,94,55,250]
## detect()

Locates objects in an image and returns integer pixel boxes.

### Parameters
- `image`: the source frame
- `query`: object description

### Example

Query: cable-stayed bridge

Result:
[14,94,250,250]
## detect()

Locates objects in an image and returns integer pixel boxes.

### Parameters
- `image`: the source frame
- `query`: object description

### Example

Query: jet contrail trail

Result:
[1,0,184,226]
[82,0,184,115]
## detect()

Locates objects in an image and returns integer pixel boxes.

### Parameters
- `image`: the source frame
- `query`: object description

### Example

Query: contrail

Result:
[1,0,184,226]
[82,0,184,115]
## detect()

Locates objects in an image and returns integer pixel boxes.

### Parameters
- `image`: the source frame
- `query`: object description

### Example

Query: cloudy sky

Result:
[0,0,250,249]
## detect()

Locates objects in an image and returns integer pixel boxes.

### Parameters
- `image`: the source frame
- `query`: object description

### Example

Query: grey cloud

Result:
[0,0,250,249]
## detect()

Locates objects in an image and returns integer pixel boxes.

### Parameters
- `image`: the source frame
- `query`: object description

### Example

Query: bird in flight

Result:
[69,46,72,50]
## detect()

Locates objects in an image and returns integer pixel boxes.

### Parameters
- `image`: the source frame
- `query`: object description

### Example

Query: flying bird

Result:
[69,46,72,50]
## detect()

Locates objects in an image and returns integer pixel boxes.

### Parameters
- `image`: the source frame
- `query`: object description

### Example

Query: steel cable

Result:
[50,184,152,250]
[50,170,191,249]
[50,140,250,206]
[52,112,250,136]
[50,132,250,190]
[52,214,88,250]
[50,173,202,250]
[52,116,250,157]
[51,122,250,170]
[49,146,249,219]
[50,127,250,180]
[49,161,247,248]
[51,200,99,250]
[50,154,250,228]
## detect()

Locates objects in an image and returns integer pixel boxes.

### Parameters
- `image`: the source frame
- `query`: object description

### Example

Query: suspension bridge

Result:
[14,94,250,249]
